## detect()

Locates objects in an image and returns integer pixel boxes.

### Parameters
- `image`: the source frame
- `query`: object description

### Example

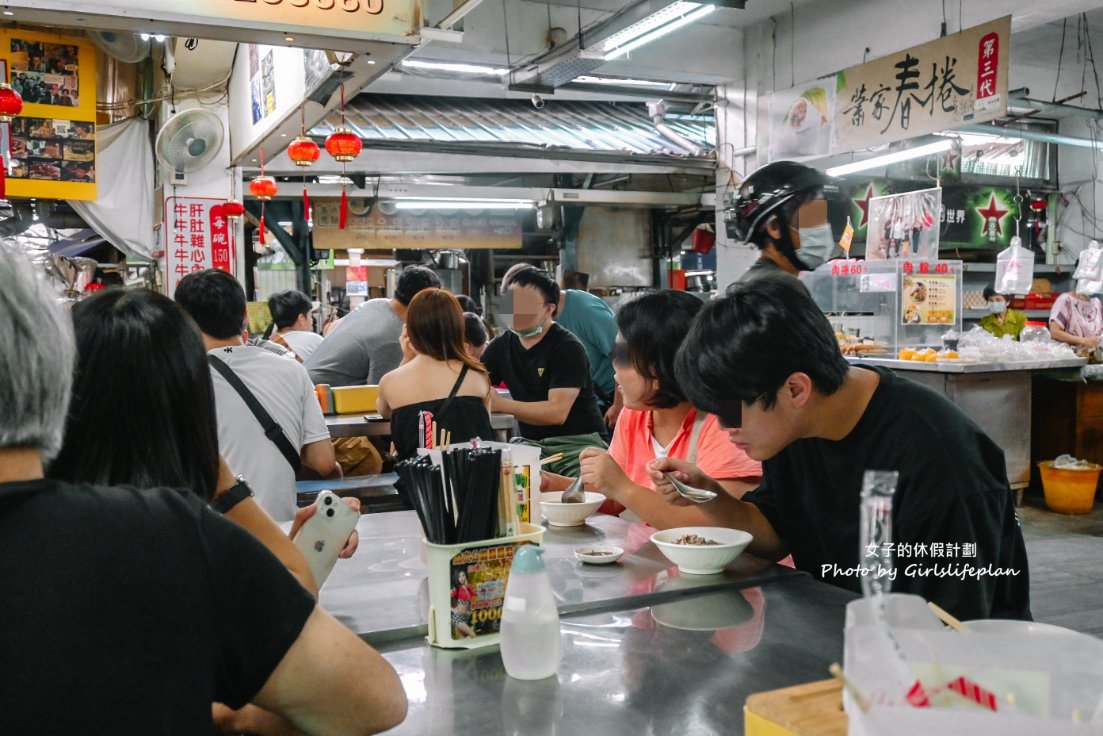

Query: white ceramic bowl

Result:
[540,491,605,527]
[650,526,753,575]
[573,545,624,565]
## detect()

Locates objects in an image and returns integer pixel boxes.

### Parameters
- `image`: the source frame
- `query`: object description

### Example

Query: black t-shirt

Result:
[742,366,1031,621]
[482,323,606,441]
[0,479,315,734]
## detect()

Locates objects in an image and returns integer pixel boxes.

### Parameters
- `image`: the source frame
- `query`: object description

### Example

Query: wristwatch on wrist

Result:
[212,475,254,514]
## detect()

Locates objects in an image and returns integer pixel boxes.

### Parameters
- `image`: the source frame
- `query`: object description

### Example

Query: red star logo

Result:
[940,149,959,172]
[853,184,876,229]
[976,194,1009,236]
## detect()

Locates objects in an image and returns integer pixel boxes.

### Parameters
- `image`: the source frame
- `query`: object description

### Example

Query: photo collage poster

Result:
[1,29,96,199]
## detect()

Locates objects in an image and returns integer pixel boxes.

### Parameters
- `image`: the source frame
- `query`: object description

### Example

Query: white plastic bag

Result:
[1073,240,1103,281]
[995,237,1035,296]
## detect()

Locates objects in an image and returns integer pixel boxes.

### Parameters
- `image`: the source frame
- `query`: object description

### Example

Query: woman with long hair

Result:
[48,287,356,733]
[377,289,493,460]
[48,288,327,592]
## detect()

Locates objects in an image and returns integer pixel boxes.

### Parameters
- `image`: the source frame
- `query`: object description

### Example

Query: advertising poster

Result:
[766,76,837,163]
[866,187,941,260]
[1,28,96,200]
[448,542,534,640]
[10,37,79,107]
[261,50,277,117]
[901,273,957,325]
[9,116,95,183]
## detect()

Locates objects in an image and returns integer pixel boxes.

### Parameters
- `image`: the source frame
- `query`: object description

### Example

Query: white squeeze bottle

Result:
[500,545,561,680]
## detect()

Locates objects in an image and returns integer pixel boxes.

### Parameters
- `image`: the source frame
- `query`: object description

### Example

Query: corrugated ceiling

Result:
[310,95,716,162]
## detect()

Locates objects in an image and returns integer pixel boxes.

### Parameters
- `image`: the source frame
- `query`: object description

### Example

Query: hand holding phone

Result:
[291,491,359,586]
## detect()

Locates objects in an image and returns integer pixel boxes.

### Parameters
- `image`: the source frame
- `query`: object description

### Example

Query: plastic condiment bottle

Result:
[500,545,560,680]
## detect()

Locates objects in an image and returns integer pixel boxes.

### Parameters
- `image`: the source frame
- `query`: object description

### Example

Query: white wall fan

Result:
[154,108,225,185]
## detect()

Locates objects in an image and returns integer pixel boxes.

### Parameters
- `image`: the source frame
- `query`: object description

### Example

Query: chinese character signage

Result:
[164,197,236,296]
[835,16,1010,152]
[902,271,958,325]
[4,0,419,43]
[0,28,96,200]
[313,199,522,250]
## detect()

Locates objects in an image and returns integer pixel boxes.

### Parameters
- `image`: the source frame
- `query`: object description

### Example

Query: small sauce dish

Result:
[574,545,625,565]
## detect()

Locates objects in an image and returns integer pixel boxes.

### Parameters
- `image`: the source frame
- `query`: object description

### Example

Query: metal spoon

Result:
[560,476,586,504]
[661,471,717,504]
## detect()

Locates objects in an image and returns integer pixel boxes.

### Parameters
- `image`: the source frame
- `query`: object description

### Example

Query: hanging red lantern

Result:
[324,127,362,162]
[249,175,277,201]
[288,135,321,167]
[0,83,23,123]
[1029,196,1048,212]
[222,198,245,220]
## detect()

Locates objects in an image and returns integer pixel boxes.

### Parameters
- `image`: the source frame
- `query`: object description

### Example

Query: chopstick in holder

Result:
[927,602,970,632]
[540,452,564,466]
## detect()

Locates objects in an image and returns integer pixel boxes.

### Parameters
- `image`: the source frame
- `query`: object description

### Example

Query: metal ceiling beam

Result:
[273,183,704,207]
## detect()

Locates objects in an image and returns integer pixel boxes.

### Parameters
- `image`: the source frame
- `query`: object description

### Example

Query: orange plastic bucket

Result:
[1038,461,1102,515]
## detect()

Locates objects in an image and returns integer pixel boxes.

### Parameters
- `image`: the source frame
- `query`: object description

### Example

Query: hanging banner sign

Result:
[164,196,236,296]
[313,200,523,250]
[834,16,1010,152]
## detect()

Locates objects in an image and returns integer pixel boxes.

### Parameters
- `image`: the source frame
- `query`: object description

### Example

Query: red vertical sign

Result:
[209,205,232,271]
[976,32,999,100]
[164,196,236,296]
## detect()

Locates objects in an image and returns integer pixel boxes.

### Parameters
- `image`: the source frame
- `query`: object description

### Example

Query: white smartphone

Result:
[292,490,359,586]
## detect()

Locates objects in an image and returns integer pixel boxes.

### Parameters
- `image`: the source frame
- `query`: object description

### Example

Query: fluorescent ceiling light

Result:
[393,198,534,210]
[825,140,953,177]
[574,75,676,89]
[401,59,509,76]
[583,2,715,62]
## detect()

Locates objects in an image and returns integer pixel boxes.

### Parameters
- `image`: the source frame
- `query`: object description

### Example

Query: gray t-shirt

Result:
[304,298,404,386]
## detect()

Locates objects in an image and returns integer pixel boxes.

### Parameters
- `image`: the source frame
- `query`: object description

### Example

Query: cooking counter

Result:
[847,356,1085,491]
[847,356,1086,373]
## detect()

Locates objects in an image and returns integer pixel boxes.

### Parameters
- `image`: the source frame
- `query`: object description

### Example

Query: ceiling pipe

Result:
[648,99,703,155]
[958,123,1103,149]
[437,0,487,30]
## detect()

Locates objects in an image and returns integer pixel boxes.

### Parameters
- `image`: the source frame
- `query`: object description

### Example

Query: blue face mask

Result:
[793,224,835,269]
[988,301,1007,315]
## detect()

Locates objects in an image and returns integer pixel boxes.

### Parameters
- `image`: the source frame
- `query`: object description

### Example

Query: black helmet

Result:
[725,161,838,243]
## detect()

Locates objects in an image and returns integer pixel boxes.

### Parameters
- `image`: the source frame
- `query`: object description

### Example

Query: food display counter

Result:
[848,356,1085,493]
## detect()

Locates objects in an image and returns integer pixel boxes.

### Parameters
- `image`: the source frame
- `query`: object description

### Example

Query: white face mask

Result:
[988,300,1007,314]
[793,224,835,269]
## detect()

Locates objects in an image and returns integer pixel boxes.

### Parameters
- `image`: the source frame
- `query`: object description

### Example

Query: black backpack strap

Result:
[208,354,302,473]
[434,365,470,424]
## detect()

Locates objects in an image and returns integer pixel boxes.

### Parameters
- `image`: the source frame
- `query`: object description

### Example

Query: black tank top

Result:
[390,365,495,460]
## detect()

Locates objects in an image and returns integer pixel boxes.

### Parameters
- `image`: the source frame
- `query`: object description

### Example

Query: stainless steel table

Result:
[847,355,1086,490]
[326,413,516,442]
[316,511,801,643]
[376,575,856,736]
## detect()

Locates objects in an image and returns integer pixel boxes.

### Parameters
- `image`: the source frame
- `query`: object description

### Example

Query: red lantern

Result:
[222,198,245,220]
[1029,196,1048,212]
[0,83,23,123]
[288,135,321,167]
[325,127,362,163]
[249,175,278,201]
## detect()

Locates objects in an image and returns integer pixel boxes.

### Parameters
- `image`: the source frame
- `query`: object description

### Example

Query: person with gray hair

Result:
[0,244,408,734]
[0,243,75,466]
